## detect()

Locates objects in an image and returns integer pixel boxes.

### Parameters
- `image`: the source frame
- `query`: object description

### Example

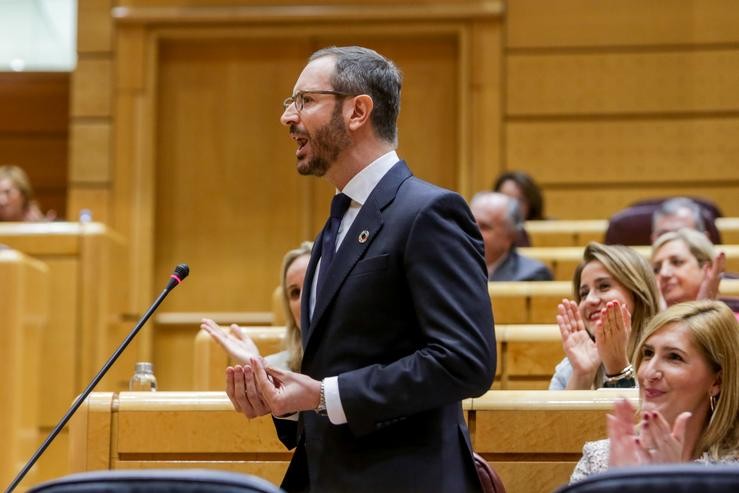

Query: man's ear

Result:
[347,94,373,131]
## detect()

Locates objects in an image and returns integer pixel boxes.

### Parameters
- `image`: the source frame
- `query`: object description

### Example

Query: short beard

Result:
[297,102,351,177]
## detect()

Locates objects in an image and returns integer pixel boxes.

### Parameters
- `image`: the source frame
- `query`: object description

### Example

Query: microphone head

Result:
[173,263,190,281]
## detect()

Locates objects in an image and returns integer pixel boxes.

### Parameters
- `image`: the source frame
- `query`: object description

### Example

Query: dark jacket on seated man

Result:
[489,248,553,282]
[470,191,554,282]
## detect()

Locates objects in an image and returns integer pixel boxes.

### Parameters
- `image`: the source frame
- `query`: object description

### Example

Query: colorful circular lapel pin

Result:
[358,230,370,243]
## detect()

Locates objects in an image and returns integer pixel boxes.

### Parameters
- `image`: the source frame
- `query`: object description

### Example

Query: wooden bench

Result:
[69,390,638,493]
[193,324,562,391]
[0,222,128,482]
[519,245,739,281]
[0,249,48,489]
[524,217,739,246]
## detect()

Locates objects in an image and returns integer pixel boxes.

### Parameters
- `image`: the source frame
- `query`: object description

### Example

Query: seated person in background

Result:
[571,300,739,482]
[201,241,312,372]
[492,170,545,220]
[550,243,660,390]
[651,228,733,312]
[651,197,710,243]
[470,191,553,281]
[0,164,56,221]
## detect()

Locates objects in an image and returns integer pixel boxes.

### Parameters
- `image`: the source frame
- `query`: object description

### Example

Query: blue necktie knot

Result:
[330,193,352,219]
[317,193,351,295]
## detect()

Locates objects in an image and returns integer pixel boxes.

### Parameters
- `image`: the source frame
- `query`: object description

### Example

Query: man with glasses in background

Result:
[224,46,495,493]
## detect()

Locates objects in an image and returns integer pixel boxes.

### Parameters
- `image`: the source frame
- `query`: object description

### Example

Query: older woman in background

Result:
[202,241,312,371]
[550,243,660,390]
[651,228,727,309]
[571,300,739,482]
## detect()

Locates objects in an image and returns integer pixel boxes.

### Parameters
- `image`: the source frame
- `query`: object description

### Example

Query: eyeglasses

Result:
[282,90,352,111]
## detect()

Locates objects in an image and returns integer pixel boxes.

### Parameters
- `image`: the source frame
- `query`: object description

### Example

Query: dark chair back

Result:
[27,469,284,493]
[605,199,722,245]
[555,464,739,493]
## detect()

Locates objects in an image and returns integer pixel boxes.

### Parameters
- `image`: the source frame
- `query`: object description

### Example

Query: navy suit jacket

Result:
[489,248,554,282]
[276,161,496,493]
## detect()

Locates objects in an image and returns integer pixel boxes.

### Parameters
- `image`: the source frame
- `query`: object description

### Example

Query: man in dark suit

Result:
[470,191,553,281]
[225,46,495,492]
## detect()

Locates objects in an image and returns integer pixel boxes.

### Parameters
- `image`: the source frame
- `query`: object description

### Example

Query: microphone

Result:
[4,264,190,493]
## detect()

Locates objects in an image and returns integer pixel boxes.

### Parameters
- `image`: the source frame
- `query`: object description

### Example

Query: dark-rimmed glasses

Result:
[282,90,352,111]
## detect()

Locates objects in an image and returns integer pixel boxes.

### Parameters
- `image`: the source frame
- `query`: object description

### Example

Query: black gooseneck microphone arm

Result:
[4,264,190,493]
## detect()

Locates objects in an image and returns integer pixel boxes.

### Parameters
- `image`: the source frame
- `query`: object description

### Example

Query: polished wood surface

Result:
[0,250,48,490]
[0,222,129,484]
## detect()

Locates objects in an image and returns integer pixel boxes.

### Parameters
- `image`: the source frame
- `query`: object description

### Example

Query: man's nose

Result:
[280,104,298,126]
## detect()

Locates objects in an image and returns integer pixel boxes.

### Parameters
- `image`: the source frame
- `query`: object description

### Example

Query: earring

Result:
[710,394,718,413]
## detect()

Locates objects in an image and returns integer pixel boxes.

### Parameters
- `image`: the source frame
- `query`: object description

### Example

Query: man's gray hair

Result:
[652,197,706,232]
[471,191,523,234]
[310,46,402,145]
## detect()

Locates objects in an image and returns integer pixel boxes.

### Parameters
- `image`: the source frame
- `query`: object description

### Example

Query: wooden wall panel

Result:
[69,122,112,183]
[71,58,113,117]
[504,2,739,220]
[508,50,739,116]
[507,0,739,48]
[544,186,739,220]
[507,118,739,184]
[67,188,112,223]
[78,0,114,53]
[155,40,309,313]
[0,72,69,218]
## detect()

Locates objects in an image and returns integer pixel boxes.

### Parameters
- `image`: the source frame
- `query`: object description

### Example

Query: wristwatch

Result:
[315,380,328,416]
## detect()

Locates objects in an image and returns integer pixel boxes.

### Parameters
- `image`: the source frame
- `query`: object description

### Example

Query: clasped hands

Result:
[200,318,320,419]
[608,399,692,466]
[557,299,631,389]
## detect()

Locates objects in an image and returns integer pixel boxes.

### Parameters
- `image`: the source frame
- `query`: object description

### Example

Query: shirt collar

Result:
[339,150,399,206]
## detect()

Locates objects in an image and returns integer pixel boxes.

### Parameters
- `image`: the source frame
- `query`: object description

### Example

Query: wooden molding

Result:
[112,1,504,24]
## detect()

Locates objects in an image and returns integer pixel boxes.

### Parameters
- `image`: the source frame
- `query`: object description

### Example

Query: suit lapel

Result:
[303,161,412,352]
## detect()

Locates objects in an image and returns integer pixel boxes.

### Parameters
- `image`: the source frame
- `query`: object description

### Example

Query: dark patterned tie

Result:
[317,193,352,293]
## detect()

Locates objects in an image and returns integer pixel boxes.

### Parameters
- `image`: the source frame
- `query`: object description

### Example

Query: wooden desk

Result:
[468,389,639,493]
[0,249,48,489]
[69,392,289,487]
[0,222,129,482]
[70,390,638,493]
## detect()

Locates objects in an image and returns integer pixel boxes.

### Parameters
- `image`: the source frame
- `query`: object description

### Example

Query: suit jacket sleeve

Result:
[337,192,496,437]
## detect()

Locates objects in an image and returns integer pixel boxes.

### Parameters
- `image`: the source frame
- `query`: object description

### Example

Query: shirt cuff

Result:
[324,376,347,425]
